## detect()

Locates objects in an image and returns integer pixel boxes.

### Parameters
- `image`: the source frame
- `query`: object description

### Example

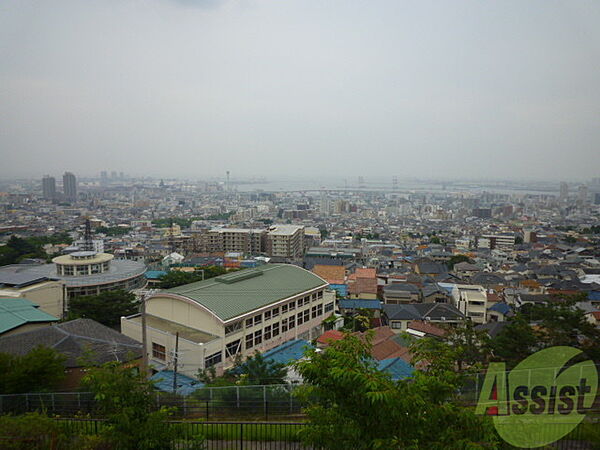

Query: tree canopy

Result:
[158,266,229,289]
[295,333,498,449]
[67,290,139,329]
[492,296,600,366]
[82,361,175,449]
[0,233,72,266]
[239,352,287,386]
[0,346,66,394]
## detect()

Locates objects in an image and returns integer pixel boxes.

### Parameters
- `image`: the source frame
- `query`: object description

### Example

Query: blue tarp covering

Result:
[377,358,415,381]
[150,370,204,396]
[339,299,382,310]
[262,339,314,365]
[145,270,167,279]
[329,284,348,297]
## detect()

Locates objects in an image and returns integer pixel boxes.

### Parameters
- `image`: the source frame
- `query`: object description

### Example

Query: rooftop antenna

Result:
[82,218,94,252]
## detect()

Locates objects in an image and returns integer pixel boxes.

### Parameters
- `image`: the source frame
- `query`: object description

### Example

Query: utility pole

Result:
[141,295,149,378]
[172,332,179,394]
[139,289,156,380]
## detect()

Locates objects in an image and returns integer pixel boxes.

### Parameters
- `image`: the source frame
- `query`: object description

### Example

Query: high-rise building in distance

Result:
[63,172,77,202]
[559,182,569,201]
[42,175,56,200]
[578,185,588,206]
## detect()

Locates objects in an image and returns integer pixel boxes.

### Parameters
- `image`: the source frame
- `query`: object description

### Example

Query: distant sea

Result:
[234,179,558,196]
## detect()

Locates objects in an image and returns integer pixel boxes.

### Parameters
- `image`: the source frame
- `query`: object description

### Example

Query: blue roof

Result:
[488,302,512,315]
[377,357,414,381]
[262,339,314,365]
[145,270,167,280]
[588,291,600,301]
[330,284,348,296]
[339,299,382,310]
[150,370,204,396]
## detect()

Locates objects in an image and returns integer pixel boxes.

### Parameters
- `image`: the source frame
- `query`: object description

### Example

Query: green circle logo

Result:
[476,346,598,448]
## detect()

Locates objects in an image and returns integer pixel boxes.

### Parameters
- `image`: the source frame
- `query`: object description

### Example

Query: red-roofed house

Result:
[406,320,447,338]
[348,268,378,299]
[316,330,345,348]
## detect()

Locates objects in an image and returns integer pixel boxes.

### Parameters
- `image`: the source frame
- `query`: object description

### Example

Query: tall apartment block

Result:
[63,172,77,202]
[42,175,56,200]
[265,225,304,259]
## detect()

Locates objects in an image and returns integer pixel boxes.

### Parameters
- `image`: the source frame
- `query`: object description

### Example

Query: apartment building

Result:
[448,284,488,324]
[201,228,267,253]
[476,233,516,250]
[121,264,335,378]
[265,225,304,259]
[193,225,303,259]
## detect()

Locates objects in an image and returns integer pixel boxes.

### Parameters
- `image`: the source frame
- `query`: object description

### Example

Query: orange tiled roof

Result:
[316,330,345,345]
[354,268,376,279]
[312,265,345,285]
[348,277,378,295]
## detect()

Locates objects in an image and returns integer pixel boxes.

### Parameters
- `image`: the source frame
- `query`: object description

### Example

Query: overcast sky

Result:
[1,0,599,181]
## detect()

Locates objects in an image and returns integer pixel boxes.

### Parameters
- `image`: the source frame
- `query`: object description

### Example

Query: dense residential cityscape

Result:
[0,171,599,447]
[3,0,600,448]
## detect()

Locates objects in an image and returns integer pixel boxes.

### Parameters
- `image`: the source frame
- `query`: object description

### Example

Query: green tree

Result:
[489,295,600,366]
[295,333,498,449]
[525,296,600,361]
[240,351,287,385]
[158,271,203,288]
[0,233,73,266]
[442,320,491,371]
[342,309,372,332]
[488,315,538,368]
[0,245,19,266]
[82,361,176,450]
[0,347,66,394]
[0,412,69,449]
[158,266,229,289]
[67,290,139,328]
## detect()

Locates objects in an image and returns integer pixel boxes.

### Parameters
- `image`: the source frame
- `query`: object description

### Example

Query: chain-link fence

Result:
[0,384,305,420]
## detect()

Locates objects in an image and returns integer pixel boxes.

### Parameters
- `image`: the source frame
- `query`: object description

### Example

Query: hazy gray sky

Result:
[1,0,599,180]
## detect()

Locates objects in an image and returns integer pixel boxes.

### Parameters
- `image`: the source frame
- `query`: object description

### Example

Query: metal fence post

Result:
[206,401,209,420]
[236,386,240,408]
[25,394,29,412]
[263,385,267,418]
[239,422,243,450]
